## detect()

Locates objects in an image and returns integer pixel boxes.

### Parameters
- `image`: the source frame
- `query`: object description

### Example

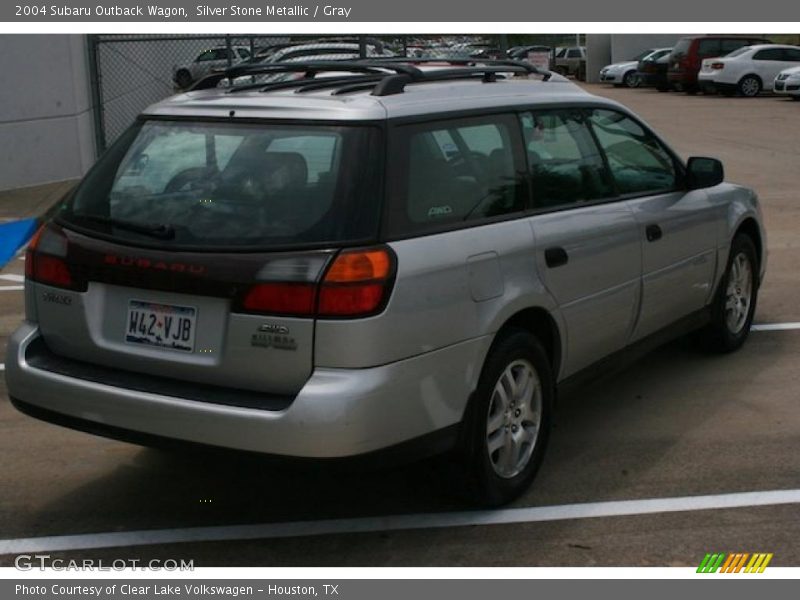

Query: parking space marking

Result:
[752,322,800,331]
[0,286,24,292]
[0,274,24,283]
[0,364,4,371]
[0,488,798,555]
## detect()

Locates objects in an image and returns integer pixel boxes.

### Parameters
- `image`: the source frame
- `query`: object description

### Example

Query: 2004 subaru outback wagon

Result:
[6,61,767,505]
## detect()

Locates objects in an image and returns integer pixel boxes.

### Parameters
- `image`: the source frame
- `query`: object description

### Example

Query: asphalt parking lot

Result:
[1,83,799,567]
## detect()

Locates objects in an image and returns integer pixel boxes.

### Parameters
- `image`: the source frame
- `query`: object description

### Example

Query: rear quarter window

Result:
[386,114,527,237]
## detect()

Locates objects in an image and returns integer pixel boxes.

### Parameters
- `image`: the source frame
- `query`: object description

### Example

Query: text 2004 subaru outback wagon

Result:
[6,61,766,505]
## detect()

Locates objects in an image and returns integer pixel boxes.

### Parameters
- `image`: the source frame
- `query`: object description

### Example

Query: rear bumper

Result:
[5,322,491,458]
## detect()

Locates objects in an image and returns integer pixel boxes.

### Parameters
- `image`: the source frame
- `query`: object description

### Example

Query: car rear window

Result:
[59,120,383,250]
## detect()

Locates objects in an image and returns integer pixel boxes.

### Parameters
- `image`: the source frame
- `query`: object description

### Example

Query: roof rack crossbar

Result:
[362,57,551,79]
[369,66,528,97]
[191,61,425,91]
[190,59,553,96]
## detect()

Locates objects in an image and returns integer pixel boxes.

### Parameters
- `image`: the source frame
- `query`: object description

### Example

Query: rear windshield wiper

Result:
[74,214,176,240]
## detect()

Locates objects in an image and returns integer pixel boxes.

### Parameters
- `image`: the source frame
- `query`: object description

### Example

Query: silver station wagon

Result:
[6,61,766,505]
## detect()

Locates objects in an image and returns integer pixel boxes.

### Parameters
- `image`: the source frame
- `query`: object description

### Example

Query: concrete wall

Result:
[0,35,96,192]
[586,34,688,83]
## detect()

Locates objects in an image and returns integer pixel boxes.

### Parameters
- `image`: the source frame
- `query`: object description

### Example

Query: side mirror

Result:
[687,156,724,190]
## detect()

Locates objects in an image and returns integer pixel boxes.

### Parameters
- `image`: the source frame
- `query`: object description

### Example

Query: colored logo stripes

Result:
[697,552,773,573]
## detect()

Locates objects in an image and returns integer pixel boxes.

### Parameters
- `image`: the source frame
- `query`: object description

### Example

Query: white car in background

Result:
[698,44,800,96]
[599,47,671,88]
[172,46,253,89]
[265,42,394,63]
[774,66,800,99]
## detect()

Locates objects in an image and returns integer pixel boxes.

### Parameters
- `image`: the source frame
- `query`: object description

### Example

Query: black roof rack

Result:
[189,59,552,97]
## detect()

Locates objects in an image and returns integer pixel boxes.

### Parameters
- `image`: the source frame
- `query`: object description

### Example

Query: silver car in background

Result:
[6,61,767,505]
[774,65,800,99]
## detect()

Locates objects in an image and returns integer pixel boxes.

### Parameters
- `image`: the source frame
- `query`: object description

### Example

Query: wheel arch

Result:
[734,217,763,273]
[493,307,563,381]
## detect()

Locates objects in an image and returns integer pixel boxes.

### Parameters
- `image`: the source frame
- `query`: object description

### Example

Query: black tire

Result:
[623,71,640,88]
[461,329,554,506]
[738,75,762,97]
[791,95,800,101]
[701,234,759,353]
[175,69,193,89]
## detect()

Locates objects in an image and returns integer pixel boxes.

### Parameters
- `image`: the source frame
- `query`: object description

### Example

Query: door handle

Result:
[645,224,663,242]
[545,247,569,268]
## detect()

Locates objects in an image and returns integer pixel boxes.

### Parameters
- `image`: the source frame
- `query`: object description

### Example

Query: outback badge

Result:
[251,323,296,351]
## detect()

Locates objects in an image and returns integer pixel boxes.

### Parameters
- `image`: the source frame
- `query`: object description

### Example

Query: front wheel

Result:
[462,329,553,506]
[623,71,640,88]
[701,234,759,352]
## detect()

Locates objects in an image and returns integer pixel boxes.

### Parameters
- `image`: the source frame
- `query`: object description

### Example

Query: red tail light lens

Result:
[25,224,80,290]
[242,283,316,316]
[32,255,74,288]
[319,283,385,316]
[318,247,395,317]
[240,247,396,318]
[711,62,725,70]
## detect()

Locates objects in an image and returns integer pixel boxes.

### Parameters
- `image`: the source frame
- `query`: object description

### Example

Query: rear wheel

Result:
[462,329,553,506]
[738,75,762,97]
[701,234,759,352]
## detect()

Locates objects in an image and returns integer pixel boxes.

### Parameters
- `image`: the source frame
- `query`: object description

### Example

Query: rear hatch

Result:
[28,118,383,396]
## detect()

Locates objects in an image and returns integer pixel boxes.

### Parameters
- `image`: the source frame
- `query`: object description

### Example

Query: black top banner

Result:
[2,0,798,22]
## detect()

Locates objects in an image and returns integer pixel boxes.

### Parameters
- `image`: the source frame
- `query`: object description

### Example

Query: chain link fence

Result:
[88,34,579,154]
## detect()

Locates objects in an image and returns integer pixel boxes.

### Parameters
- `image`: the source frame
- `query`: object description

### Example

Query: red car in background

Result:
[668,35,771,93]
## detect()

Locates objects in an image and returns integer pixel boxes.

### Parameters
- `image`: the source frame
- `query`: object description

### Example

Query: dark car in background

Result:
[638,48,673,90]
[667,35,771,93]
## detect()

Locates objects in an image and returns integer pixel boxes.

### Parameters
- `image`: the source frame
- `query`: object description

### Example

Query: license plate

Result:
[125,300,196,352]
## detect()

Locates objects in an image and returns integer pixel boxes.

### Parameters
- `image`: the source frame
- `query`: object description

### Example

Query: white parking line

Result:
[0,285,24,291]
[0,274,24,282]
[0,363,4,371]
[752,322,800,331]
[0,488,798,555]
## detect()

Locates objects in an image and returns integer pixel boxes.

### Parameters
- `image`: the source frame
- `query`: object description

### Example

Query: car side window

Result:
[520,110,614,209]
[783,48,800,61]
[567,48,582,58]
[390,115,525,232]
[754,48,784,61]
[587,109,678,195]
[196,50,216,62]
[697,39,721,57]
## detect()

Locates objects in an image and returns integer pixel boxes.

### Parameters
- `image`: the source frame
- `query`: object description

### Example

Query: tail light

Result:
[319,248,394,317]
[239,246,396,319]
[25,224,83,291]
[242,282,316,316]
[711,62,725,70]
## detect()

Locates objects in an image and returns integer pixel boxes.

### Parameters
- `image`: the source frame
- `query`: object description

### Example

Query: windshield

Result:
[632,49,654,61]
[60,120,382,250]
